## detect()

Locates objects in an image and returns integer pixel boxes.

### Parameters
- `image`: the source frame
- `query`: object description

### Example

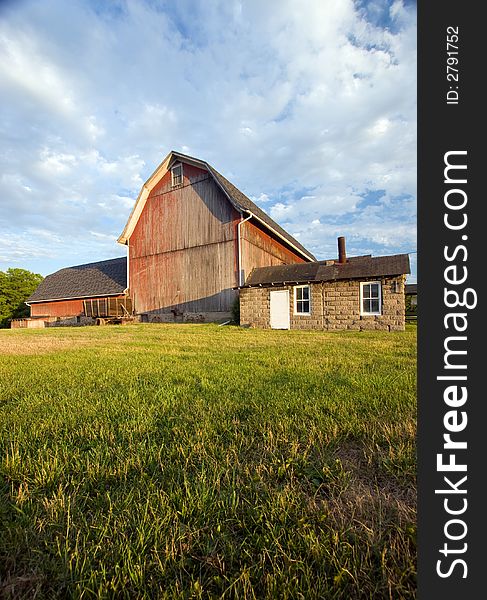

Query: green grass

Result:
[0,324,416,599]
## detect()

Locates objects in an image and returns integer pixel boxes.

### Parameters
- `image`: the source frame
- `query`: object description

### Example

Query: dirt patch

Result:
[320,441,416,532]
[0,333,91,356]
[0,572,45,600]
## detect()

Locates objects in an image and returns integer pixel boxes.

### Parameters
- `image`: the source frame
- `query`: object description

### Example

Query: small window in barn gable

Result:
[294,285,311,315]
[171,163,183,187]
[360,281,381,315]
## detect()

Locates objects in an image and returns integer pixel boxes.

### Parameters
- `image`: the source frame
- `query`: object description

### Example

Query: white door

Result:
[270,290,290,329]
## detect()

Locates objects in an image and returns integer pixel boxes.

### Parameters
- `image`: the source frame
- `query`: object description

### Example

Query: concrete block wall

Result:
[239,275,406,331]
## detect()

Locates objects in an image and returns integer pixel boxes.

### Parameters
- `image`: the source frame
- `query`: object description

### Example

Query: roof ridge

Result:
[56,256,126,271]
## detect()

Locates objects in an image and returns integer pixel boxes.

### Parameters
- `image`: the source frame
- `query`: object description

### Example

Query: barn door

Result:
[270,290,290,329]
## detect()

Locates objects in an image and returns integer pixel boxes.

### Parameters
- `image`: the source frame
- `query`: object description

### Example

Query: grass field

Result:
[0,324,416,599]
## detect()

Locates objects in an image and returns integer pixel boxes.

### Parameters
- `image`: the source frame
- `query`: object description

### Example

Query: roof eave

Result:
[242,210,315,262]
[28,291,127,304]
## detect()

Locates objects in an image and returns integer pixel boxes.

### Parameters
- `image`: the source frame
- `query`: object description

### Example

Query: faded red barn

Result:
[118,151,315,322]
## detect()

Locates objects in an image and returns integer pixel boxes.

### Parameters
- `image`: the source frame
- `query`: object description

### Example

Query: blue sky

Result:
[0,0,417,281]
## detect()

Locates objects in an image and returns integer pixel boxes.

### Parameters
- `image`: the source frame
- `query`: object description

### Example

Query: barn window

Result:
[171,163,183,187]
[360,281,381,315]
[294,285,311,315]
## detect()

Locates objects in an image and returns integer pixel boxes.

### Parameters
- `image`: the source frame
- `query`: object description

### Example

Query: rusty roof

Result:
[27,257,127,303]
[242,254,410,287]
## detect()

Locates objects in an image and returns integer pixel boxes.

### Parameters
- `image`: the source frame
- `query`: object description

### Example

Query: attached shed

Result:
[25,257,128,326]
[239,239,410,331]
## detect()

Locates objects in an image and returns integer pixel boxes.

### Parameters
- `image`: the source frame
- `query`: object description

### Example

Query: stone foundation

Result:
[136,311,233,324]
[11,316,96,328]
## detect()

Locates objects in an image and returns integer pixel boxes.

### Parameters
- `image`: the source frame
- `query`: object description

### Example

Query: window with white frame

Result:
[294,285,311,314]
[171,163,183,187]
[360,281,381,315]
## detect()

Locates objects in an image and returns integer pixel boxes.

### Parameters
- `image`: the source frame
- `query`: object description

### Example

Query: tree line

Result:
[0,269,43,328]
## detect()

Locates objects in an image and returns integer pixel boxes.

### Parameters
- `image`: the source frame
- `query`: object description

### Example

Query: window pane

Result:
[295,287,310,313]
[172,165,182,185]
[361,283,381,314]
[296,299,310,313]
[297,287,309,301]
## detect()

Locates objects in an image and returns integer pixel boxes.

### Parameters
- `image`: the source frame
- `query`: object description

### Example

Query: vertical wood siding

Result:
[128,162,309,316]
[129,165,240,314]
[240,220,306,283]
[30,299,84,317]
[30,296,127,317]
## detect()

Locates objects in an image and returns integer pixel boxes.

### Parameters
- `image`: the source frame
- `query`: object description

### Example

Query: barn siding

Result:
[30,299,85,317]
[129,167,240,315]
[130,242,238,314]
[30,295,126,318]
[131,166,238,259]
[240,221,306,284]
[127,160,311,320]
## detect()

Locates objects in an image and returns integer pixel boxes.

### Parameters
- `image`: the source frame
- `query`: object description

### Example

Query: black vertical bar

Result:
[418,1,482,598]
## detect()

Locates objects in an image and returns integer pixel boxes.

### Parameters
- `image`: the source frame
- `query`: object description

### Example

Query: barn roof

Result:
[405,283,417,295]
[118,150,316,261]
[241,253,410,287]
[27,257,127,303]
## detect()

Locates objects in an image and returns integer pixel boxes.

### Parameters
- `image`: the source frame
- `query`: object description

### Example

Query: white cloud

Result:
[0,0,416,277]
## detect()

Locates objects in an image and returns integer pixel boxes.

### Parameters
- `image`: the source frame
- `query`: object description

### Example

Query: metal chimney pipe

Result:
[338,236,346,263]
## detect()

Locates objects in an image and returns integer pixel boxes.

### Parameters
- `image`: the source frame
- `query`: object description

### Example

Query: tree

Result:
[0,268,44,327]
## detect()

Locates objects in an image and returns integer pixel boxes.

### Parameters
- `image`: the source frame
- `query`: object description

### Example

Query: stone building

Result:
[239,239,410,331]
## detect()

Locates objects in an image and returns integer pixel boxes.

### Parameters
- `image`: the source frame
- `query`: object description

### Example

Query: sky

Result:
[0,0,417,282]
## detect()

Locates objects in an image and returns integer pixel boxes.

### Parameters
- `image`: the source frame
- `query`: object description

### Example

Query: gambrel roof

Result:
[118,150,316,261]
[27,257,127,303]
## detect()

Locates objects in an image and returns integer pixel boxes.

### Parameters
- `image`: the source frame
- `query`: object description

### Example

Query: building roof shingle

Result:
[242,254,410,287]
[27,257,127,303]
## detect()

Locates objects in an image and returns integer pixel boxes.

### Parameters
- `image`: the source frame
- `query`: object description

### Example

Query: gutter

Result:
[237,213,252,286]
[27,292,126,304]
[126,239,130,292]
